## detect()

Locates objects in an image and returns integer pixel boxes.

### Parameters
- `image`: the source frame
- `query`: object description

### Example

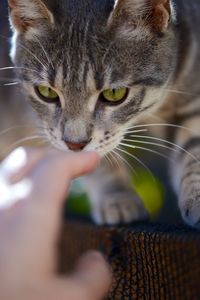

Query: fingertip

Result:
[69,151,100,176]
[84,151,100,168]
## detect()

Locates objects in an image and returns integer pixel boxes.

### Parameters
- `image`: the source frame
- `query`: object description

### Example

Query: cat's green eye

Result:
[36,85,59,102]
[102,88,128,103]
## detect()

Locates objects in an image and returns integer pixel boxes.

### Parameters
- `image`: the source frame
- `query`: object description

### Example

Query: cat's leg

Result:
[170,116,200,227]
[83,158,148,225]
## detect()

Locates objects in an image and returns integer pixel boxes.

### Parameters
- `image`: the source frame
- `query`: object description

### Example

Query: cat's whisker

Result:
[0,125,45,138]
[124,137,178,154]
[0,66,20,71]
[35,137,50,147]
[0,34,48,73]
[126,134,200,163]
[0,35,47,74]
[0,78,20,86]
[107,153,116,169]
[126,129,149,134]
[114,147,137,175]
[104,154,113,169]
[6,135,47,153]
[162,88,197,97]
[0,126,29,137]
[3,82,20,86]
[119,142,174,163]
[16,43,48,71]
[34,35,54,70]
[102,155,108,167]
[117,145,155,181]
[0,66,41,76]
[126,123,199,135]
[110,150,122,171]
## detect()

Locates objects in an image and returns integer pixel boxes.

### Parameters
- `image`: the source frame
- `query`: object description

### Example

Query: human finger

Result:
[28,151,100,205]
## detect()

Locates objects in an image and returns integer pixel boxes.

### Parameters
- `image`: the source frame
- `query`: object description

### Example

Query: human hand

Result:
[0,148,111,300]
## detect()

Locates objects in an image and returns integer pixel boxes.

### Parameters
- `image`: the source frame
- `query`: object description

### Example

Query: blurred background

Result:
[0,0,40,160]
[0,0,182,225]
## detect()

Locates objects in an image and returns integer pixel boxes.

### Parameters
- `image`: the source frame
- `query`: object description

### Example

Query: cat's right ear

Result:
[108,0,173,34]
[8,0,54,36]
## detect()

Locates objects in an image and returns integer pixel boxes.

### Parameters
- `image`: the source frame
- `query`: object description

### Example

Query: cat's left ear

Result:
[8,0,54,35]
[109,0,173,33]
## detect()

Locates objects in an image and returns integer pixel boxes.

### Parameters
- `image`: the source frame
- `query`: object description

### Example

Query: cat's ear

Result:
[8,0,54,35]
[109,0,172,33]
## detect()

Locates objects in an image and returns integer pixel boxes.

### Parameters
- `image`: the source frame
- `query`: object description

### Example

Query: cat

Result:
[7,0,200,227]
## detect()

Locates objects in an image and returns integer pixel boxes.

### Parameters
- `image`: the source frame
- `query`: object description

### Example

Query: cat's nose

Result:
[65,139,91,151]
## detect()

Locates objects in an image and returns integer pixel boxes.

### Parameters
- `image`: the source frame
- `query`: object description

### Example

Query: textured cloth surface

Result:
[59,222,200,300]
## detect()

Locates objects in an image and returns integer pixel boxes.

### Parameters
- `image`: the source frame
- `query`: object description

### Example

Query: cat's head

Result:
[8,0,176,155]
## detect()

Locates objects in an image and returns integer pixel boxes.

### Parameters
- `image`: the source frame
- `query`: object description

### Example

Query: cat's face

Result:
[9,0,176,156]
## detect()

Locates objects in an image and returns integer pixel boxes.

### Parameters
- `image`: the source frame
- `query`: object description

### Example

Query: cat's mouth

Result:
[64,136,123,157]
[45,124,127,158]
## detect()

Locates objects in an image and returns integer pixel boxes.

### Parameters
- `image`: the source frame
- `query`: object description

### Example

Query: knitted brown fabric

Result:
[59,222,200,300]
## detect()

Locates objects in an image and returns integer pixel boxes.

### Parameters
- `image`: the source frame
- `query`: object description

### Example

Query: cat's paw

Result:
[179,184,200,228]
[91,190,149,225]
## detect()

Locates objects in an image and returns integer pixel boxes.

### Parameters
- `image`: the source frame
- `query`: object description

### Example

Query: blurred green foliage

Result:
[67,170,165,220]
[131,170,165,219]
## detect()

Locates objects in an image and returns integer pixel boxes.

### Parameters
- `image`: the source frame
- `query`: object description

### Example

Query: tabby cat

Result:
[7,0,200,227]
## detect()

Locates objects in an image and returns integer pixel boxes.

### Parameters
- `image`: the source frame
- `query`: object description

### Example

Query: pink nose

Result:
[65,140,90,151]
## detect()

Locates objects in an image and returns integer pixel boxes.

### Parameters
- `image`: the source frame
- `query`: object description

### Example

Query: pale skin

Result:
[0,148,111,300]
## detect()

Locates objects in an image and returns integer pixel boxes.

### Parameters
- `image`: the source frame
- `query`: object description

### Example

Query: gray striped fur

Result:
[8,0,200,227]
